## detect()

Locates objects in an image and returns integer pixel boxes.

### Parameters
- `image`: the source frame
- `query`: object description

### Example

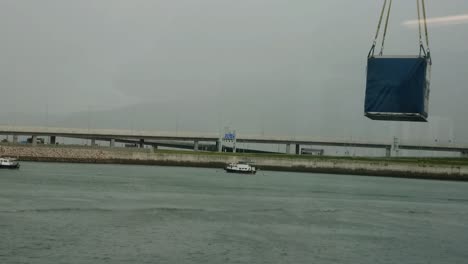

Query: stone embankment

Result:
[1,144,468,181]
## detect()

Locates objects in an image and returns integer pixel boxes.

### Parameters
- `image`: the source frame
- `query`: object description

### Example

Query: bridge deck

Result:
[2,126,468,152]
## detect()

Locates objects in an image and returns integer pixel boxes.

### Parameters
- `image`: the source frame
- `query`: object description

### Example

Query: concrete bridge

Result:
[1,125,468,157]
[113,139,279,154]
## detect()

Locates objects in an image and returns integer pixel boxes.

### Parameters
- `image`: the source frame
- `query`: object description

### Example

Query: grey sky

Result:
[1,1,468,143]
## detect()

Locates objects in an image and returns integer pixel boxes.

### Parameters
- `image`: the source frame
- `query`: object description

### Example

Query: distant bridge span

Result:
[0,125,391,148]
[1,126,468,157]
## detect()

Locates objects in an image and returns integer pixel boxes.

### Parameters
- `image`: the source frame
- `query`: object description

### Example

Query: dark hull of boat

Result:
[0,164,20,169]
[224,168,256,174]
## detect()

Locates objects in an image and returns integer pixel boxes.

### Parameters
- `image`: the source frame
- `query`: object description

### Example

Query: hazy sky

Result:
[1,0,468,142]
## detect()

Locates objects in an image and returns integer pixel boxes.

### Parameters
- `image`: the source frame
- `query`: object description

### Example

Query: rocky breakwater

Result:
[0,144,229,167]
[1,144,468,181]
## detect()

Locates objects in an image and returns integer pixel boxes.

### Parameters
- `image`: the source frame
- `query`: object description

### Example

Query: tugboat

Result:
[0,157,20,169]
[224,161,257,174]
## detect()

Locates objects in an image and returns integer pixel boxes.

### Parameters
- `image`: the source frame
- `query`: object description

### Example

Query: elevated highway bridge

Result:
[1,126,467,157]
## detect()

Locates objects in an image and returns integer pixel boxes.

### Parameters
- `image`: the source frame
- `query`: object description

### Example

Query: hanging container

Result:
[364,0,432,122]
[365,55,431,121]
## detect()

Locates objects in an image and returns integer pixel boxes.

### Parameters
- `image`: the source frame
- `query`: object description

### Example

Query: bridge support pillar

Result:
[50,136,56,145]
[110,139,115,148]
[153,145,158,150]
[385,146,392,158]
[392,137,400,157]
[216,140,222,153]
[286,144,291,154]
[194,141,199,151]
[295,144,300,155]
[13,135,18,144]
[91,139,96,146]
[139,139,145,148]
[31,135,37,146]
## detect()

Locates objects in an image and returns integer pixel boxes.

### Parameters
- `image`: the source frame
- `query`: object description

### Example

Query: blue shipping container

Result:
[365,56,430,122]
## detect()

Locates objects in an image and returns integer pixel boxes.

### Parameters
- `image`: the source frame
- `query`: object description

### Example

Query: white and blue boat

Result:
[0,157,20,169]
[225,161,256,174]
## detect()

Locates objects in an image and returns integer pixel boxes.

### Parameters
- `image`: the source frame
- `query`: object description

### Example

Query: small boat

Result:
[225,161,256,174]
[0,157,20,169]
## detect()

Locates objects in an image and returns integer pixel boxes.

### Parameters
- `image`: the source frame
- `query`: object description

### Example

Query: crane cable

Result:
[379,0,393,55]
[417,0,424,51]
[368,0,388,57]
[421,0,431,62]
[369,0,430,60]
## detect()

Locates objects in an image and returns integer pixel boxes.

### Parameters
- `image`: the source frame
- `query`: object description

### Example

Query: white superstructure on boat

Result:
[224,161,256,174]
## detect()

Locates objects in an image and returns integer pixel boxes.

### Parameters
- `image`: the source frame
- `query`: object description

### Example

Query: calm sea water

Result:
[1,162,468,264]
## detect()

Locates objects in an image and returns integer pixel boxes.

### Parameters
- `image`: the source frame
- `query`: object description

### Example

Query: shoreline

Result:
[2,144,468,181]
